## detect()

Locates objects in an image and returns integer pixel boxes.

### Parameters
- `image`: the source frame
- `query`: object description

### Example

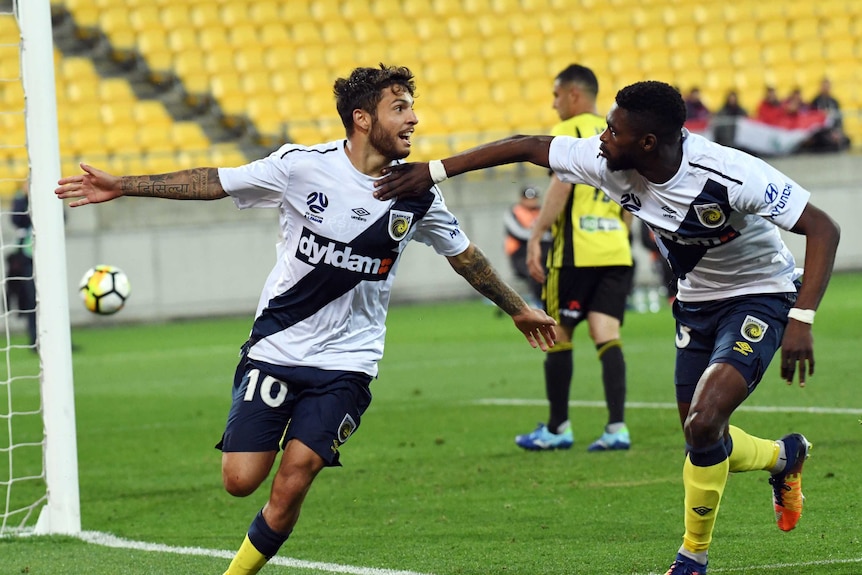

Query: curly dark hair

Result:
[333,64,416,135]
[615,81,686,139]
[556,64,598,99]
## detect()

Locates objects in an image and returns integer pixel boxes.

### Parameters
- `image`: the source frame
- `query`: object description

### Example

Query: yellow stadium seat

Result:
[104,122,143,155]
[129,5,161,32]
[788,17,819,41]
[133,100,172,127]
[171,122,211,152]
[752,2,783,22]
[259,23,290,47]
[136,28,169,57]
[639,49,674,77]
[635,27,667,51]
[235,47,266,73]
[320,21,352,44]
[762,44,792,67]
[352,18,384,43]
[249,1,282,24]
[793,38,824,64]
[290,21,322,44]
[203,47,235,76]
[229,24,258,47]
[486,57,518,82]
[696,22,726,47]
[758,20,787,44]
[294,45,327,69]
[450,36,483,62]
[726,20,758,47]
[824,37,856,61]
[99,78,136,105]
[477,16,510,38]
[189,3,220,29]
[482,35,514,59]
[68,125,104,156]
[447,15,480,39]
[220,1,251,27]
[159,4,190,28]
[490,79,523,105]
[666,23,697,51]
[700,45,732,70]
[98,6,133,35]
[241,71,272,95]
[199,27,230,51]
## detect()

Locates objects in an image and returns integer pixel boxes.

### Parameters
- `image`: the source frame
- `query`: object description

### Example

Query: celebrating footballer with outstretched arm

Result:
[374,80,840,575]
[57,64,556,575]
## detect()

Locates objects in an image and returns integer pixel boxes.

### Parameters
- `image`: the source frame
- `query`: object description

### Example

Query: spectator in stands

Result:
[713,90,747,147]
[503,185,549,307]
[683,87,711,133]
[5,181,36,348]
[756,86,784,125]
[56,64,557,575]
[807,78,851,152]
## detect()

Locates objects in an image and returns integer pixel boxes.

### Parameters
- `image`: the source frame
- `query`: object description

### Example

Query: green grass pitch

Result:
[2,272,861,574]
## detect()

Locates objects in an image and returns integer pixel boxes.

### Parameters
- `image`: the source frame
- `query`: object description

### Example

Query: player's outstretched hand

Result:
[55,163,123,207]
[374,162,433,200]
[511,307,557,351]
[780,320,814,386]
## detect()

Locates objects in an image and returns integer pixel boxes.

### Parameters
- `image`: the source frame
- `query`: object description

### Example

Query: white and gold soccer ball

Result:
[79,265,131,315]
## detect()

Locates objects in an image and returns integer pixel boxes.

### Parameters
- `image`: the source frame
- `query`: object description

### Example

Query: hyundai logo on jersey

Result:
[764,183,779,203]
[767,184,793,219]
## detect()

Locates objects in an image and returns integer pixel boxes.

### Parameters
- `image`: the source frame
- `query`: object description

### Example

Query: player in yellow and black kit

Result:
[515,64,634,452]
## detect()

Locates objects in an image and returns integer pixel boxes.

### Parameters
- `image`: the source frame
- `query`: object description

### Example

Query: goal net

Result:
[0,0,79,536]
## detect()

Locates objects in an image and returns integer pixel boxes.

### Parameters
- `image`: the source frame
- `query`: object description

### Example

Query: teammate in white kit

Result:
[374,80,841,575]
[55,64,557,575]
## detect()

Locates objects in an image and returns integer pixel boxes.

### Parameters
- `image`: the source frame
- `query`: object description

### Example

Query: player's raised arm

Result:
[374,135,555,200]
[446,243,557,351]
[55,163,227,207]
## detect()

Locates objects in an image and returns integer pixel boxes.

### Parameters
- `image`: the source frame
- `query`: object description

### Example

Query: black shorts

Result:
[544,265,633,328]
[216,355,372,467]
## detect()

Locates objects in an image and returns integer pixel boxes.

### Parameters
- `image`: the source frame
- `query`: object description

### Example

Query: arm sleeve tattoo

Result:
[120,168,227,200]
[450,245,526,316]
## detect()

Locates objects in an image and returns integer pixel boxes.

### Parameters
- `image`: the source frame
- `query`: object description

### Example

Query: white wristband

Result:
[428,160,448,184]
[787,308,815,324]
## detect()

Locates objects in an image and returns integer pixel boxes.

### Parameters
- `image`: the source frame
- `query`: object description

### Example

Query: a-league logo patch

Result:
[388,210,413,241]
[694,203,726,228]
[336,413,357,444]
[740,315,768,342]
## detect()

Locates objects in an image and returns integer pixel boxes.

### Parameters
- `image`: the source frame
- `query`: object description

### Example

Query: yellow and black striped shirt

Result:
[548,113,633,268]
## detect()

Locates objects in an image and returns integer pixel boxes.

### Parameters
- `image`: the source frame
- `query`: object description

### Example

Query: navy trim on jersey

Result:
[247,192,436,349]
[653,178,740,279]
[280,144,340,159]
[688,162,744,186]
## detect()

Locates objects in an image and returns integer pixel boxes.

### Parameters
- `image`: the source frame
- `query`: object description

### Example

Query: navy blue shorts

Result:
[673,291,797,404]
[544,265,633,328]
[216,355,372,467]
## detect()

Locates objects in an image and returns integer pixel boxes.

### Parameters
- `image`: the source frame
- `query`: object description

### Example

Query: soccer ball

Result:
[79,265,131,315]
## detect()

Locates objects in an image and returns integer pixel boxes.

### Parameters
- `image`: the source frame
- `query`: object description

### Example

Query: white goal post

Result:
[0,0,79,536]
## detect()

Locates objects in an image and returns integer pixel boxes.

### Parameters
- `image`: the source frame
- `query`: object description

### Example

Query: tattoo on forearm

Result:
[122,168,225,200]
[457,246,525,316]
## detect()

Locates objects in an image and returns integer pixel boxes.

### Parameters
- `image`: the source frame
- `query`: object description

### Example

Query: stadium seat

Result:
[758,20,787,44]
[128,5,161,33]
[259,23,290,47]
[190,3,221,29]
[228,24,258,47]
[234,46,266,73]
[104,122,143,155]
[203,47,235,77]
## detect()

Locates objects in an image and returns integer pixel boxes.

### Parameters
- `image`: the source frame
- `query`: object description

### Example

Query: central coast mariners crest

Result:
[694,203,726,228]
[740,314,769,342]
[388,209,414,241]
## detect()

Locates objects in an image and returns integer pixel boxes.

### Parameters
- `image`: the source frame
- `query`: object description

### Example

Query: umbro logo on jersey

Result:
[661,205,678,218]
[296,228,393,277]
[352,207,370,217]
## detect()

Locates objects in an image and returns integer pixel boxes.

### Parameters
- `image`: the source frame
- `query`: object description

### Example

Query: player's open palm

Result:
[55,163,123,207]
[512,307,557,351]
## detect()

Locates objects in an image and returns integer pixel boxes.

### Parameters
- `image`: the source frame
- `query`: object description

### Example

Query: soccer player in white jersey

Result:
[374,80,841,575]
[56,64,557,575]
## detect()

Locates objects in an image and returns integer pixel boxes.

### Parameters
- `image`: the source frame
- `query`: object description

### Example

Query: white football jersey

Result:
[548,130,810,302]
[218,140,470,376]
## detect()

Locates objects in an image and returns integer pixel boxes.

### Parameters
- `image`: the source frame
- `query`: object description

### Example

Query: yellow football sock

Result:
[727,425,780,473]
[223,535,268,575]
[682,454,729,554]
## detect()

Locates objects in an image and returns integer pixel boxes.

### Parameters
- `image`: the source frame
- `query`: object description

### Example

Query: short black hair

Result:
[615,81,686,139]
[555,64,598,99]
[333,64,416,135]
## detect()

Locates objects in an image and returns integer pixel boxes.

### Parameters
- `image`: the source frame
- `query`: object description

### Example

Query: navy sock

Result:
[247,510,291,559]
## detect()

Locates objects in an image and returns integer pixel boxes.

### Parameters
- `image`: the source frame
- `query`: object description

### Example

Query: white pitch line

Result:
[474,398,862,415]
[77,531,436,575]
